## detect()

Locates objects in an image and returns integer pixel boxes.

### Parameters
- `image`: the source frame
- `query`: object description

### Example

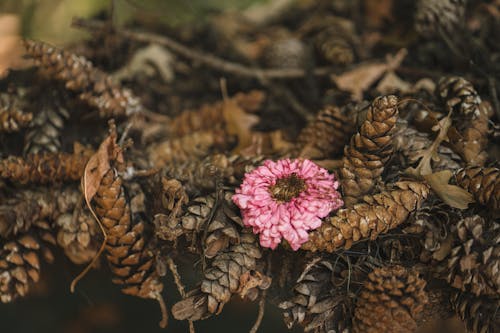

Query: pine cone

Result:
[451,291,500,333]
[167,91,265,137]
[290,105,357,160]
[24,87,69,154]
[158,190,241,258]
[352,265,428,333]
[90,132,166,327]
[279,256,365,333]
[456,167,500,211]
[55,209,99,265]
[171,229,264,321]
[446,215,500,297]
[23,39,141,117]
[394,123,462,172]
[438,77,491,166]
[262,38,309,69]
[0,187,80,239]
[0,144,93,185]
[303,181,430,252]
[0,232,55,303]
[147,130,231,168]
[415,0,466,38]
[0,92,32,133]
[340,95,399,207]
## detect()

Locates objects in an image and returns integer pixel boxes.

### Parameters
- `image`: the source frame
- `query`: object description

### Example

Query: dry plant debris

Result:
[0,1,499,332]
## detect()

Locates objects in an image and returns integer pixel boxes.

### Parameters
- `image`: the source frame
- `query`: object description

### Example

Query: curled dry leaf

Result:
[81,126,123,206]
[222,95,260,154]
[424,170,474,209]
[332,48,407,100]
[406,111,452,177]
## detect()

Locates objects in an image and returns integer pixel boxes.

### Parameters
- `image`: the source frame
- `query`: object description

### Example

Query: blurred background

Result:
[0,1,293,332]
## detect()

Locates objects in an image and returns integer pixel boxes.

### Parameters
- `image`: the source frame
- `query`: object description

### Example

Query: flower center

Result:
[269,173,307,202]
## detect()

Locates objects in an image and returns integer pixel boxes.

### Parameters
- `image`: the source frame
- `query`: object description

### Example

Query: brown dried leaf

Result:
[332,48,407,100]
[237,270,272,299]
[223,98,259,154]
[406,111,452,177]
[81,127,123,206]
[424,170,474,209]
[0,15,30,78]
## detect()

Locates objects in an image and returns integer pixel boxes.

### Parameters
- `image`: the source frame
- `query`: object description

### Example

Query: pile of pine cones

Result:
[0,1,499,332]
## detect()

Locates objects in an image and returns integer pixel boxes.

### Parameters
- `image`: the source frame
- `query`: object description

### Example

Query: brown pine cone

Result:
[0,144,93,185]
[167,90,265,137]
[438,77,492,166]
[0,187,80,239]
[415,0,466,38]
[352,265,428,333]
[24,87,69,154]
[446,215,499,297]
[394,123,462,172]
[0,92,32,133]
[157,190,241,258]
[0,232,55,303]
[171,229,265,321]
[90,132,166,327]
[290,105,357,160]
[147,130,231,168]
[23,39,141,117]
[450,291,500,333]
[456,167,500,211]
[303,181,430,252]
[279,256,365,333]
[340,95,399,207]
[55,209,99,265]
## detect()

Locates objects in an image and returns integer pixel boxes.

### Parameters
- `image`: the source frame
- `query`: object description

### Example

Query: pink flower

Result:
[232,159,343,250]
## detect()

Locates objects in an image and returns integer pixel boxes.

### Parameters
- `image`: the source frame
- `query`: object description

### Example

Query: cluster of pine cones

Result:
[1,1,499,332]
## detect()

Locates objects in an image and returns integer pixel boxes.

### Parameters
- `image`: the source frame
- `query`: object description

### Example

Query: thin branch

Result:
[166,257,196,333]
[249,288,267,333]
[71,17,336,80]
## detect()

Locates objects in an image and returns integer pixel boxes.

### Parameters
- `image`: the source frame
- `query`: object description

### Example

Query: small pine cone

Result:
[90,133,166,326]
[0,144,93,185]
[340,95,399,207]
[147,130,231,168]
[314,26,356,66]
[279,256,363,333]
[394,123,462,172]
[456,167,500,211]
[446,215,500,297]
[290,105,356,160]
[171,191,241,257]
[352,265,428,333]
[262,37,309,69]
[303,181,430,252]
[0,92,32,133]
[415,0,466,38]
[55,210,98,265]
[161,154,235,195]
[438,77,491,166]
[171,229,264,321]
[0,233,54,303]
[23,39,141,117]
[0,187,80,238]
[167,91,265,137]
[450,291,500,333]
[437,77,482,116]
[24,88,69,154]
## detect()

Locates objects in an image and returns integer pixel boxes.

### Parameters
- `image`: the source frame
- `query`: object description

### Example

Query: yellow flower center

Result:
[269,173,307,202]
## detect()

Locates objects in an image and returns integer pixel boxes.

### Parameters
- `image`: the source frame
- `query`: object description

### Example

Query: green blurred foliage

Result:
[0,0,267,44]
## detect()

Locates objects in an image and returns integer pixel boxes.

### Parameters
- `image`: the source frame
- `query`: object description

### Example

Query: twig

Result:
[71,17,336,81]
[249,254,272,333]
[166,256,195,333]
[488,77,500,120]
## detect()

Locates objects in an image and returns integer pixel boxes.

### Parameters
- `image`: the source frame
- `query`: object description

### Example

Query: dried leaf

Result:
[375,71,411,95]
[406,111,452,177]
[0,15,29,78]
[222,98,259,154]
[81,126,123,206]
[332,48,407,100]
[424,170,474,209]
